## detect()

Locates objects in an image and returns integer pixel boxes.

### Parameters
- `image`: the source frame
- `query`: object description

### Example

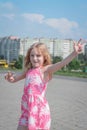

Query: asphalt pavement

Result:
[0,73,87,130]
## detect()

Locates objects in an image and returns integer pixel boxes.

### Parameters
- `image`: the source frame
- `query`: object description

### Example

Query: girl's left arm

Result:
[45,40,82,74]
[5,71,26,83]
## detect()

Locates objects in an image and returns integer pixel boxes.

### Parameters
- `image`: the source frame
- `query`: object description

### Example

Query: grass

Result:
[55,70,87,78]
[0,67,87,78]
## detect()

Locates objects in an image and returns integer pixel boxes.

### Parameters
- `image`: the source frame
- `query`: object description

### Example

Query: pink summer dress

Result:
[18,67,51,130]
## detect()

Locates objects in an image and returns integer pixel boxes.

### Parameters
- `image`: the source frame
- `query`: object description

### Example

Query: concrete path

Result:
[0,73,87,130]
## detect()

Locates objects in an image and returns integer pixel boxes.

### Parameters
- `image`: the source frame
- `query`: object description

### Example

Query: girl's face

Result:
[30,48,44,68]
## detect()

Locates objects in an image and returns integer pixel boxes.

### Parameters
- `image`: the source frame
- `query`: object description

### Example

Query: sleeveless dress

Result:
[18,67,51,130]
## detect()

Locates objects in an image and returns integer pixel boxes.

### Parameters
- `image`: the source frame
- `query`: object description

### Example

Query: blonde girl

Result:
[5,40,82,130]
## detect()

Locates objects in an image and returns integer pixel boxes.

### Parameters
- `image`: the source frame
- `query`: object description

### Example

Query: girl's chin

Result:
[33,65,40,68]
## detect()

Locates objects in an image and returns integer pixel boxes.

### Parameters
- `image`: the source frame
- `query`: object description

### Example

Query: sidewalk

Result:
[0,74,87,130]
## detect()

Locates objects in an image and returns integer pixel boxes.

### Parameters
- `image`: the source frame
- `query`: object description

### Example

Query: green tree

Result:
[68,59,80,70]
[0,55,4,59]
[53,56,62,63]
[14,61,22,69]
[18,55,23,65]
[14,55,23,69]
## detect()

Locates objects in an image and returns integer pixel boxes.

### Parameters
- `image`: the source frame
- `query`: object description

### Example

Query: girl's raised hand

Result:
[5,71,15,83]
[73,39,83,54]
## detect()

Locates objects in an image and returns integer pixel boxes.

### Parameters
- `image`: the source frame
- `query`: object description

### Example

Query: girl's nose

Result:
[33,55,37,60]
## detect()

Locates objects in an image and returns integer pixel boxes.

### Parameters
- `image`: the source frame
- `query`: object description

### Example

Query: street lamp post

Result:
[21,38,26,70]
[7,49,10,64]
[53,39,55,63]
[7,37,10,65]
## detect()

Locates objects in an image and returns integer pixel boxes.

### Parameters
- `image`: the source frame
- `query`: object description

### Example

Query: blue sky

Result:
[0,0,87,40]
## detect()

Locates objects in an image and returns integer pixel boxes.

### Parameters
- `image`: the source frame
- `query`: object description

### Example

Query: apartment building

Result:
[0,36,20,63]
[19,37,74,59]
[1,36,85,64]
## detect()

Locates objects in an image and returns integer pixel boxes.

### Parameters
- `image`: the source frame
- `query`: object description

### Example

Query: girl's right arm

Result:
[43,39,82,75]
[5,71,26,83]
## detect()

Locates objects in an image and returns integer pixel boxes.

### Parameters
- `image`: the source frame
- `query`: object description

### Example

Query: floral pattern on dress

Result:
[18,68,51,130]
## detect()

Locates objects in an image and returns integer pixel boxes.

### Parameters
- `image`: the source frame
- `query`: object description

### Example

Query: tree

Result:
[53,56,62,64]
[0,55,4,59]
[14,55,23,69]
[68,59,80,70]
[14,60,22,69]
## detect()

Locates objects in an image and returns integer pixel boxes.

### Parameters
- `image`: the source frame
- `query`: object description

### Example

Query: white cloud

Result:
[0,10,82,39]
[21,13,79,38]
[44,18,78,33]
[21,13,78,33]
[1,14,15,20]
[22,13,44,23]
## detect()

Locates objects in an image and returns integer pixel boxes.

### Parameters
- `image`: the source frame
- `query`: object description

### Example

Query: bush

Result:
[14,55,23,69]
[68,59,80,70]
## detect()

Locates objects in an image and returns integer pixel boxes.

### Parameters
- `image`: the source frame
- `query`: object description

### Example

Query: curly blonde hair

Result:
[24,42,52,71]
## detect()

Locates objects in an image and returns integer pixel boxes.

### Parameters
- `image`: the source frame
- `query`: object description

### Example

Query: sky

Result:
[0,0,87,40]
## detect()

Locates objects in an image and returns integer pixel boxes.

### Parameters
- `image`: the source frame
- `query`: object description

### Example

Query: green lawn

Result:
[0,67,87,78]
[55,70,87,78]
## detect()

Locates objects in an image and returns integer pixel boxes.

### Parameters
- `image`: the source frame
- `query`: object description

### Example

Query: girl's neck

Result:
[31,66,43,69]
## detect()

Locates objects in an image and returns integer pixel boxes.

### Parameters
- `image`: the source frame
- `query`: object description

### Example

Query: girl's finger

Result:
[72,40,77,46]
[78,38,82,44]
[8,71,13,78]
[78,38,87,45]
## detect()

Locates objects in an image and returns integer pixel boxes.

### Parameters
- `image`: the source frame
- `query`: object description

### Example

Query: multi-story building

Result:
[1,36,84,65]
[19,37,74,59]
[62,39,73,59]
[49,39,73,58]
[0,36,20,63]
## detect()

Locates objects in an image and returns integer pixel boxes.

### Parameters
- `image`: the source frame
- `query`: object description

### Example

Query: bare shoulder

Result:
[41,65,52,81]
[41,65,51,73]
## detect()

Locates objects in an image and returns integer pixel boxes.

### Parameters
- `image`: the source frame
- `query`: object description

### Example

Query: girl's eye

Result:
[37,54,41,57]
[31,54,34,57]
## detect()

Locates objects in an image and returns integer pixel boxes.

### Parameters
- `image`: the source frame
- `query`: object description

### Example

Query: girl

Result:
[5,40,82,130]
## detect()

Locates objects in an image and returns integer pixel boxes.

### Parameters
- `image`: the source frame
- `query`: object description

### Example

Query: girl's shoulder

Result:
[40,66,52,82]
[26,67,40,75]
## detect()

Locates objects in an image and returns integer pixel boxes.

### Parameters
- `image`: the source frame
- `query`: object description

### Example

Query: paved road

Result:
[0,73,87,130]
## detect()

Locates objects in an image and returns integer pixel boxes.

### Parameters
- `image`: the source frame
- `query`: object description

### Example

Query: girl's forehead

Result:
[30,47,42,54]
